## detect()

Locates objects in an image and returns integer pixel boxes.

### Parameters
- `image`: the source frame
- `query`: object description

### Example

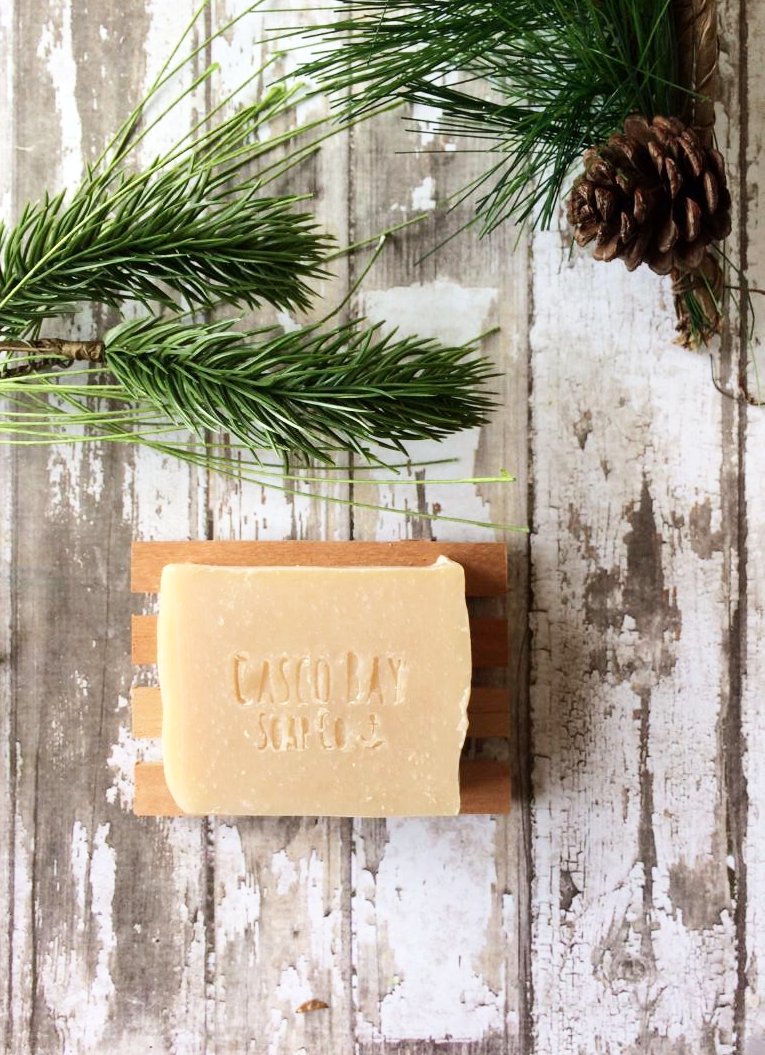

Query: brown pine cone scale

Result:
[567,115,731,276]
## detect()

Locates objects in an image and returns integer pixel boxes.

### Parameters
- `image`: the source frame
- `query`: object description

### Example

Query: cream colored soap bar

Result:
[158,558,471,817]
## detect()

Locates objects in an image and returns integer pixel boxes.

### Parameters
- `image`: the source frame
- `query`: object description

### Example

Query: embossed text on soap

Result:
[232,651,408,709]
[230,651,408,752]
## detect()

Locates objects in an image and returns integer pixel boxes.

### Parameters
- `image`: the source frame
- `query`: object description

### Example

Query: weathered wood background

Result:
[0,1,762,1052]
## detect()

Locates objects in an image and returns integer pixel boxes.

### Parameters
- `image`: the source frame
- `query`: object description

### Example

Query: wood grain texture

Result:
[0,5,14,1050]
[4,6,211,1053]
[194,7,358,1052]
[345,92,527,1048]
[0,445,13,1054]
[732,0,765,1048]
[131,684,510,740]
[529,61,738,1055]
[4,0,763,1052]
[131,612,508,668]
[132,539,508,595]
[134,759,511,817]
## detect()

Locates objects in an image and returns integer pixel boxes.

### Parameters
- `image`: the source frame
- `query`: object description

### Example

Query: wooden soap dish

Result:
[130,541,511,816]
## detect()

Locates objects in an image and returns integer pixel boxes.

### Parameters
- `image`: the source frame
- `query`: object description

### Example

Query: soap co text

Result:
[230,651,409,752]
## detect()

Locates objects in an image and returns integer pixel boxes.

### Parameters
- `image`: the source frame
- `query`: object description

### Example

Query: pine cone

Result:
[567,115,731,276]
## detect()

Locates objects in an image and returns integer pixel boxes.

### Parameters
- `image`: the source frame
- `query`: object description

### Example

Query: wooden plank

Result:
[131,685,164,738]
[134,762,183,816]
[132,539,508,596]
[0,456,13,1051]
[0,3,15,1050]
[135,758,510,817]
[529,137,737,1055]
[736,0,765,1044]
[115,11,213,1048]
[459,758,512,814]
[465,687,511,738]
[4,4,213,1052]
[131,683,508,739]
[345,88,526,1046]
[132,612,508,668]
[196,7,356,1051]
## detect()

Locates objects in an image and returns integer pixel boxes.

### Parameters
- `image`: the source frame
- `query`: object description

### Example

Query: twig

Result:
[0,338,104,380]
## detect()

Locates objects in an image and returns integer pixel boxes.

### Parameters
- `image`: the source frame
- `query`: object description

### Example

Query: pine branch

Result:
[0,2,512,528]
[0,363,515,530]
[103,315,497,463]
[0,81,332,338]
[296,0,687,231]
[0,338,104,379]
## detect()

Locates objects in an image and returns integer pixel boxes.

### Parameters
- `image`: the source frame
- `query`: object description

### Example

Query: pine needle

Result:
[294,0,687,231]
[0,82,332,337]
[0,1,515,529]
[104,314,497,464]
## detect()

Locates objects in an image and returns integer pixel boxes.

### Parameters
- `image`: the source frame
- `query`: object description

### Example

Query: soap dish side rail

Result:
[130,540,511,816]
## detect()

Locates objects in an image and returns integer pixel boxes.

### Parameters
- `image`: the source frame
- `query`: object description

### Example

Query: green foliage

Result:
[104,314,497,463]
[0,349,514,529]
[0,76,331,337]
[0,2,507,525]
[297,0,687,231]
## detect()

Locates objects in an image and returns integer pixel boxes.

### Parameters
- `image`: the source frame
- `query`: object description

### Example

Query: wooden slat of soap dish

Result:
[132,684,510,739]
[132,613,508,668]
[134,759,510,817]
[132,540,507,596]
[131,540,511,815]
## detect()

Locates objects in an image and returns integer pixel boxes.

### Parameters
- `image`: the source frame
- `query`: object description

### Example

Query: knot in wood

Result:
[613,952,650,984]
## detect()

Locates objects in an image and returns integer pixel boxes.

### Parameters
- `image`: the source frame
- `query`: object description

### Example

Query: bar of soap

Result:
[157,557,471,817]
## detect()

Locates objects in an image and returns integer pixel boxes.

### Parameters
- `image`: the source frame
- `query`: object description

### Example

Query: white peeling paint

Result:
[36,2,82,191]
[139,0,196,160]
[242,843,344,1051]
[106,723,161,811]
[89,826,117,1011]
[70,820,89,925]
[354,817,503,1042]
[531,222,738,1051]
[357,281,502,538]
[126,8,211,1047]
[410,175,437,211]
[45,305,106,521]
[271,4,340,126]
[47,441,103,520]
[209,439,351,542]
[744,412,765,1046]
[270,964,312,1055]
[361,279,496,356]
[411,102,440,148]
[10,799,34,1046]
[741,1,765,1045]
[210,6,265,99]
[41,822,116,1053]
[302,849,333,966]
[105,725,135,810]
[276,310,301,334]
[272,848,298,895]
[215,823,261,946]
